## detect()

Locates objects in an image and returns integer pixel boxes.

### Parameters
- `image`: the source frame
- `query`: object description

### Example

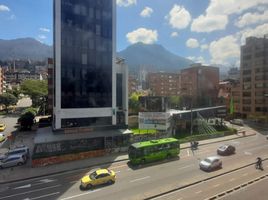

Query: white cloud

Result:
[235,11,268,28]
[191,14,228,32]
[166,5,191,29]
[209,35,240,65]
[201,44,209,51]
[39,27,50,32]
[126,28,158,44]
[170,32,178,37]
[187,56,205,64]
[0,5,10,11]
[240,23,268,44]
[186,38,199,48]
[206,0,268,16]
[140,7,153,18]
[191,0,268,33]
[117,0,136,7]
[38,35,47,40]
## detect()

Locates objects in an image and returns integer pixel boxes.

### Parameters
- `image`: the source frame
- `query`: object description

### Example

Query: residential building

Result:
[180,64,219,108]
[147,72,180,96]
[0,67,5,94]
[218,79,241,115]
[230,81,241,116]
[240,36,268,122]
[47,58,53,115]
[4,71,43,84]
[227,67,240,80]
[53,0,128,130]
[128,74,138,95]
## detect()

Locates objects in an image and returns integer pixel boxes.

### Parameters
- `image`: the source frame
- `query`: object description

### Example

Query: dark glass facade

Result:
[60,0,113,108]
[61,117,112,128]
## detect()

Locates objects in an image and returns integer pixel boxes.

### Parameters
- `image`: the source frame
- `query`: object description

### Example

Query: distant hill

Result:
[0,38,193,73]
[0,38,52,61]
[118,43,193,73]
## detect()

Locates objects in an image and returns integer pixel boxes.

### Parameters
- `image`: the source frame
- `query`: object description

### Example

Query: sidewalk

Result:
[0,131,256,184]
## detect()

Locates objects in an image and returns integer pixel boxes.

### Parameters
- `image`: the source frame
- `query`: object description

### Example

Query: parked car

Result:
[199,156,222,171]
[217,145,236,156]
[6,145,30,158]
[80,168,116,190]
[0,133,5,143]
[230,119,243,126]
[0,123,6,132]
[0,154,26,169]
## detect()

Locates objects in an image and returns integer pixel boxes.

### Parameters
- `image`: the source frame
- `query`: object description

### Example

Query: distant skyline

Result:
[0,0,268,67]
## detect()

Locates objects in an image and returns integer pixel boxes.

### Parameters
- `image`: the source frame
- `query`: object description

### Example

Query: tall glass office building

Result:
[53,0,127,130]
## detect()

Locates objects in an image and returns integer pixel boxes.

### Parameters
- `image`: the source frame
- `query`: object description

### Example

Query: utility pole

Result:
[190,97,193,135]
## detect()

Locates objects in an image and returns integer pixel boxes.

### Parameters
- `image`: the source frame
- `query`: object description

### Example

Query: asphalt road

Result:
[0,133,267,200]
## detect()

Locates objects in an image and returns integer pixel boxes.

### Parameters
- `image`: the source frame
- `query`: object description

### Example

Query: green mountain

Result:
[118,42,193,72]
[0,38,52,61]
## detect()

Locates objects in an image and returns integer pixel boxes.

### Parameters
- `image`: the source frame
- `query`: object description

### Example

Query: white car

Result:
[199,156,222,171]
[0,133,5,143]
[0,154,26,169]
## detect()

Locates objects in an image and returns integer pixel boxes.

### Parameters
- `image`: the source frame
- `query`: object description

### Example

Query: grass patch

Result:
[131,129,157,135]
[175,127,236,144]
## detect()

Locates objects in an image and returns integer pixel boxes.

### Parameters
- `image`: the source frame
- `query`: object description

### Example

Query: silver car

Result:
[199,156,222,171]
[0,154,26,169]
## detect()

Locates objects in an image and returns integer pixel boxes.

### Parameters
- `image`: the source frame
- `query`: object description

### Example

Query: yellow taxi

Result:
[0,123,6,132]
[80,168,116,190]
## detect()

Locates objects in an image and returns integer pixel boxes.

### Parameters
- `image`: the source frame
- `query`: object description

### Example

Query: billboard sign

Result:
[139,112,170,130]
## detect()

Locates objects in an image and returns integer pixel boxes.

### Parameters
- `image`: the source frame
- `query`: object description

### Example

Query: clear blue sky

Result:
[0,0,267,67]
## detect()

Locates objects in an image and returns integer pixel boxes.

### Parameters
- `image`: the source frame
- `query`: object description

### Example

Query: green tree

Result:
[18,107,38,130]
[129,92,141,114]
[168,96,181,109]
[0,93,18,113]
[20,80,48,108]
[6,85,21,99]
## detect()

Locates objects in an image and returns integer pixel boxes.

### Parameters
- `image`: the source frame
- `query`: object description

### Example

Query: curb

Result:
[181,133,256,150]
[0,133,256,185]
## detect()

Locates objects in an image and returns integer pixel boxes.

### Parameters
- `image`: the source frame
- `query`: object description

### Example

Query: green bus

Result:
[128,138,180,165]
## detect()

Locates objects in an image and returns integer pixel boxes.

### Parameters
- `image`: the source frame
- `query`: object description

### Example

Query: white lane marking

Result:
[115,171,121,173]
[195,190,202,194]
[244,151,252,155]
[25,192,60,200]
[0,185,61,200]
[13,179,56,190]
[59,189,101,200]
[127,169,131,171]
[130,176,150,183]
[14,184,31,189]
[187,150,190,156]
[213,184,220,188]
[229,178,235,182]
[242,173,248,176]
[69,180,77,184]
[38,179,56,184]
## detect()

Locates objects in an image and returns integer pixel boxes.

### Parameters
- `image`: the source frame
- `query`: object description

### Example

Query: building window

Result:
[243,107,251,112]
[243,99,251,104]
[243,92,251,97]
[255,83,263,88]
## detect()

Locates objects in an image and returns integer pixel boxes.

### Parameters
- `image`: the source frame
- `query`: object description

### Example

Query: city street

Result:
[0,133,267,200]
